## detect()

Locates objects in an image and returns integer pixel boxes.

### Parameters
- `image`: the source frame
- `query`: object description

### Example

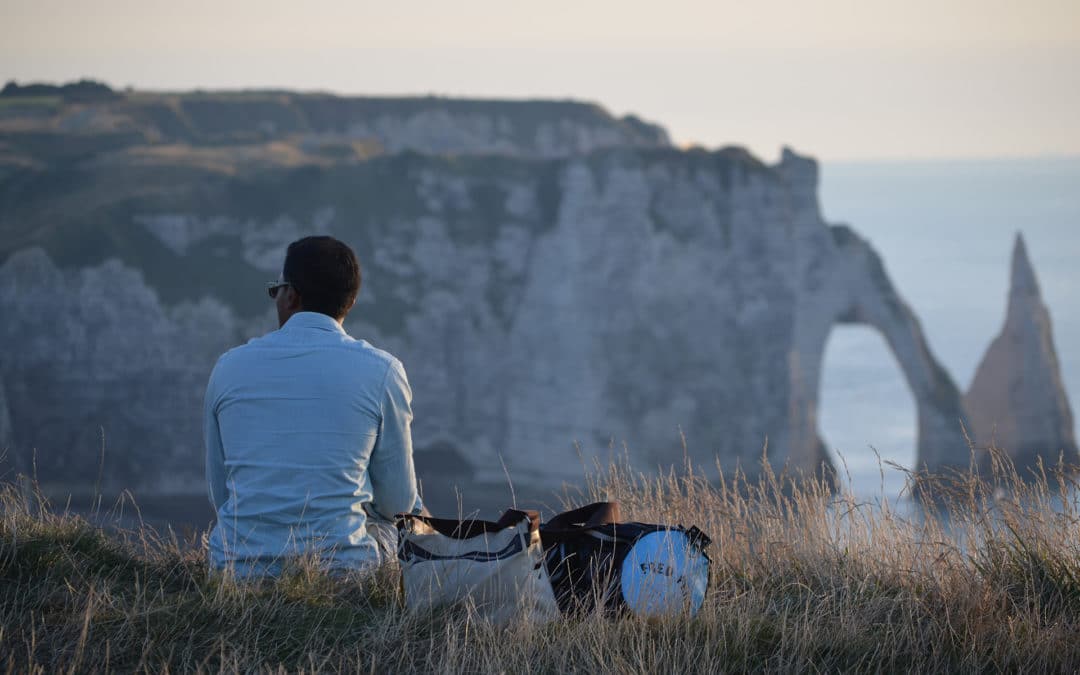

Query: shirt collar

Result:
[281,311,347,334]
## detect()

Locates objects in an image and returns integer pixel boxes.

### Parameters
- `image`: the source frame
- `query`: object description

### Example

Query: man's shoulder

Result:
[213,332,274,367]
[335,338,409,393]
[211,327,404,377]
[342,337,404,376]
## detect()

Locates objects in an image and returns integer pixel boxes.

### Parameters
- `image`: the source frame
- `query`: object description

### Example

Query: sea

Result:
[817,156,1080,498]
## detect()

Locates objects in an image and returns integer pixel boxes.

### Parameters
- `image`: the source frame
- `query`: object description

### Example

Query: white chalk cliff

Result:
[0,90,1070,493]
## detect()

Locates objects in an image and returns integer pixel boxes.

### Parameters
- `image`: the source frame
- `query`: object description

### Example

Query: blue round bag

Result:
[540,502,712,617]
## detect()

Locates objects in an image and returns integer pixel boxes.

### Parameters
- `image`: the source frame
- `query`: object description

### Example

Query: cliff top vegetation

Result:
[0,81,668,157]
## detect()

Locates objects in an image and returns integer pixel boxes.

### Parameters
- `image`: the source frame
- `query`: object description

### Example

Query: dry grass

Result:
[2,447,1080,673]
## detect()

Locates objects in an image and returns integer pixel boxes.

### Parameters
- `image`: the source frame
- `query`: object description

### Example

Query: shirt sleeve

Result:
[204,359,229,511]
[368,359,423,520]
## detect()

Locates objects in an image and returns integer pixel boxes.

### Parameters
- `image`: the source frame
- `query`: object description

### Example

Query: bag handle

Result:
[684,525,712,550]
[542,501,621,532]
[396,508,540,540]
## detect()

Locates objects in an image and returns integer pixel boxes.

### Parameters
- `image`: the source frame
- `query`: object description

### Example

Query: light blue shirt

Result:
[204,311,421,576]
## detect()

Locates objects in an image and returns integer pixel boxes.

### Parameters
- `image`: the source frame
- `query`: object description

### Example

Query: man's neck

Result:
[283,310,345,327]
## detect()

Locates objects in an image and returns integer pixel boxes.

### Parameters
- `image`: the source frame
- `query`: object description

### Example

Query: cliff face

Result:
[0,89,980,491]
[0,375,12,457]
[0,249,241,486]
[964,235,1079,467]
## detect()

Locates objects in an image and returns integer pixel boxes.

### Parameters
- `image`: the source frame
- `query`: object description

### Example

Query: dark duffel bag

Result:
[539,502,712,617]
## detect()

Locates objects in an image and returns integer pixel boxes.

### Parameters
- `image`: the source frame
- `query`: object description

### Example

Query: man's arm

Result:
[204,360,228,511]
[368,359,422,520]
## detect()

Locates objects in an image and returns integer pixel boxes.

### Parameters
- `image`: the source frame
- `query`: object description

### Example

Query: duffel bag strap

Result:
[542,501,621,532]
[396,508,540,539]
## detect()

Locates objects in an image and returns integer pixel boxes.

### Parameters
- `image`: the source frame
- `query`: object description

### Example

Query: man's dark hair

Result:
[283,236,361,319]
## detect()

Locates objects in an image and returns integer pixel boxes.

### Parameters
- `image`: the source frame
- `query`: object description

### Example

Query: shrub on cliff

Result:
[1,79,120,102]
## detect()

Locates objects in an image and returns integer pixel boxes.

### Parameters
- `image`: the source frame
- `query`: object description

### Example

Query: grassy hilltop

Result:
[2,451,1080,673]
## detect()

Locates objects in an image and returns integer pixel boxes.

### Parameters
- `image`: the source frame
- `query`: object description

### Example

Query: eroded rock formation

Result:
[0,88,984,492]
[965,234,1079,467]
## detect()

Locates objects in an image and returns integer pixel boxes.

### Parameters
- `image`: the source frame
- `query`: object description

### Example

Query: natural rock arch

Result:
[774,149,970,479]
[817,324,918,479]
[787,225,970,477]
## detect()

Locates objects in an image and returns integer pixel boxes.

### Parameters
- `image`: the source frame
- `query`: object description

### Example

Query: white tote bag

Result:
[396,509,560,624]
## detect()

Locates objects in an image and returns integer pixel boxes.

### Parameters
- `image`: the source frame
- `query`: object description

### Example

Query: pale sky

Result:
[3,0,1078,161]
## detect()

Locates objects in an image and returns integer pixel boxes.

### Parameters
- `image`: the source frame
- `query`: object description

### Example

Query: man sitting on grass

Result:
[203,235,422,577]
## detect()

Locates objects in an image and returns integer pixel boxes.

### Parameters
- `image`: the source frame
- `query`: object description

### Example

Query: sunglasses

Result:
[267,281,290,299]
